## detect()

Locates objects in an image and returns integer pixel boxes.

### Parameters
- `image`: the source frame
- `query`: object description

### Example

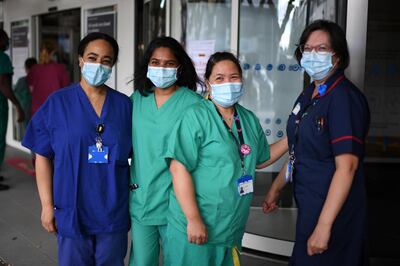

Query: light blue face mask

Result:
[300,51,334,81]
[82,62,112,86]
[210,82,244,108]
[146,66,178,89]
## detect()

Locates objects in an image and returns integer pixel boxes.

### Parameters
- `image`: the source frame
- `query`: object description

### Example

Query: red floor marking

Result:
[5,157,35,177]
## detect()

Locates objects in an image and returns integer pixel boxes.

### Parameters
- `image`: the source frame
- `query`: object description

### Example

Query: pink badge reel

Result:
[240,144,251,156]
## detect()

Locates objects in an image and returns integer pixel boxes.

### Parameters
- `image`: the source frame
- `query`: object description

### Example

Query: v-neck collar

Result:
[309,70,345,100]
[77,84,110,122]
[151,86,183,112]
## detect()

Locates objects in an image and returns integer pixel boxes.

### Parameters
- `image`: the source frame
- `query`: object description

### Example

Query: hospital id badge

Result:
[285,160,294,182]
[88,145,109,164]
[237,175,253,196]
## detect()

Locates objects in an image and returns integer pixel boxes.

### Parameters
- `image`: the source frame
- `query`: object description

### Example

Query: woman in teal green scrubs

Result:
[164,52,288,265]
[129,36,202,266]
[0,29,25,190]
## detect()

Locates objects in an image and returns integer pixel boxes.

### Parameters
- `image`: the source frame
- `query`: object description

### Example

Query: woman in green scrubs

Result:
[0,29,24,189]
[164,52,288,265]
[129,36,202,266]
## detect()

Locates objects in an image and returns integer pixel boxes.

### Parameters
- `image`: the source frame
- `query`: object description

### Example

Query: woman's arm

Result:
[35,154,57,233]
[170,159,208,245]
[256,136,288,169]
[0,73,24,122]
[263,160,288,213]
[307,153,359,256]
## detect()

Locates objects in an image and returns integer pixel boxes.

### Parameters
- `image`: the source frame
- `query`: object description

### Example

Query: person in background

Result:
[27,41,70,167]
[263,20,370,265]
[0,29,25,191]
[129,36,202,266]
[22,32,131,265]
[27,40,69,117]
[14,57,37,128]
[164,52,287,265]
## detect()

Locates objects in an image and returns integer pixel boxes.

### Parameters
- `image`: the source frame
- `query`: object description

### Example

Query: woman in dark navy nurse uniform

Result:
[22,32,131,265]
[263,20,370,265]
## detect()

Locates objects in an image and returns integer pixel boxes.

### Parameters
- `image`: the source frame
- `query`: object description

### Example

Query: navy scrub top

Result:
[22,83,132,238]
[287,70,370,265]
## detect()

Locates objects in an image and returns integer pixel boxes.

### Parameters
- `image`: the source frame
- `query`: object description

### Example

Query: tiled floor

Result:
[0,147,57,265]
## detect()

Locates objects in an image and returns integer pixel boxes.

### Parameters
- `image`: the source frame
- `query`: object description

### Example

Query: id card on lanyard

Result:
[88,123,109,164]
[212,101,253,196]
[286,75,344,182]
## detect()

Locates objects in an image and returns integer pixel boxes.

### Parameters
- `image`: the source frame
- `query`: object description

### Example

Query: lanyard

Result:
[290,75,344,159]
[212,102,247,173]
[95,123,105,151]
[289,99,319,160]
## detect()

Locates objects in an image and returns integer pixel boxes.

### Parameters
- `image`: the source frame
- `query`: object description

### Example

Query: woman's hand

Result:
[307,223,331,256]
[262,188,280,214]
[41,205,57,233]
[187,217,208,245]
[16,105,25,122]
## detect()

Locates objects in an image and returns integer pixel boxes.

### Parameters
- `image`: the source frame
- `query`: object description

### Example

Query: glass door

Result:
[171,0,232,92]
[239,0,306,257]
[135,0,167,69]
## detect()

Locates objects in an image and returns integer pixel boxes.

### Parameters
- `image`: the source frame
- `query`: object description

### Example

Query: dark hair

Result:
[0,29,9,51]
[78,32,119,65]
[134,36,201,96]
[25,57,37,70]
[204,52,242,80]
[294,20,350,70]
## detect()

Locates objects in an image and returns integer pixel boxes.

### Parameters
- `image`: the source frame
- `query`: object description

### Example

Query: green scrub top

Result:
[0,50,13,103]
[14,76,31,125]
[165,99,270,247]
[130,87,202,225]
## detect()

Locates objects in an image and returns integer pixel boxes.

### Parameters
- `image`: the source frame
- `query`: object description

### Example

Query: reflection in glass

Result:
[239,0,306,172]
[135,0,166,68]
[239,1,306,252]
[172,0,231,87]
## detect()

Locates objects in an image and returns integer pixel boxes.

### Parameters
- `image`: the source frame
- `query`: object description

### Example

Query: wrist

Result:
[317,218,333,229]
[42,203,54,210]
[187,214,202,223]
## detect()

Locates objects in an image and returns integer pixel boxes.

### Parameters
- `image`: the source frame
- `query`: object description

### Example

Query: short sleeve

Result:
[164,111,202,172]
[256,122,270,164]
[22,100,54,159]
[0,53,13,74]
[328,88,368,158]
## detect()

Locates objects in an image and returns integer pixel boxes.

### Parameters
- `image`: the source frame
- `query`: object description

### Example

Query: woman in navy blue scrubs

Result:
[22,32,132,265]
[263,20,370,265]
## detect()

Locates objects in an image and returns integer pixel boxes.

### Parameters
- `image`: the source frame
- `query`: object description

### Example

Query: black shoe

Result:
[0,176,4,182]
[0,184,9,190]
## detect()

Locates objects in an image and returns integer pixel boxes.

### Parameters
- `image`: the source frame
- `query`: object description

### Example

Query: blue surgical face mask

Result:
[210,82,244,108]
[147,66,178,89]
[300,51,334,81]
[81,62,112,86]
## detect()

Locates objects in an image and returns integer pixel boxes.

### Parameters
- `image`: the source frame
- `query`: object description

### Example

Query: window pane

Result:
[239,0,307,171]
[172,0,231,81]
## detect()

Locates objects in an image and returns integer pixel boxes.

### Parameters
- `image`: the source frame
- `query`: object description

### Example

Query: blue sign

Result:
[266,64,273,71]
[255,63,261,71]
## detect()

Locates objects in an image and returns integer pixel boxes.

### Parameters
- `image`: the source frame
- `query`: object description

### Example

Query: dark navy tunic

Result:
[22,83,132,238]
[287,70,370,265]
